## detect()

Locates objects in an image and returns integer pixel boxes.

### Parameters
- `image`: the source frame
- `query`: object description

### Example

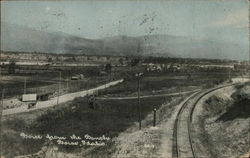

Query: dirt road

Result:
[2,79,123,115]
[96,89,200,100]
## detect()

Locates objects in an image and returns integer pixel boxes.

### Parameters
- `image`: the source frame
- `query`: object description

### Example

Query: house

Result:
[22,94,37,102]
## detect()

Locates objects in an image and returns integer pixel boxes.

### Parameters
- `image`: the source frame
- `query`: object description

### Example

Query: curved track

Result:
[172,83,238,158]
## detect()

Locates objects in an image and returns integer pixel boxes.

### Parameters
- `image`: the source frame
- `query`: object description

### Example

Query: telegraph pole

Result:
[138,76,141,130]
[136,72,143,130]
[0,88,4,157]
[24,77,26,94]
[1,89,5,117]
[57,71,61,105]
[36,73,38,94]
[1,89,4,108]
[67,79,69,92]
[248,4,250,79]
[0,50,2,81]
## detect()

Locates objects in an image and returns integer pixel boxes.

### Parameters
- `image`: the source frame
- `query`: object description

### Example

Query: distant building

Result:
[22,94,37,102]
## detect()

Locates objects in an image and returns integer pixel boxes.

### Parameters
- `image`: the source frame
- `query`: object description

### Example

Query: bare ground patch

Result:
[192,83,250,158]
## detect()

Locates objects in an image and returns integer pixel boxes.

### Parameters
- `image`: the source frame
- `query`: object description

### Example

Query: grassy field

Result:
[0,68,231,158]
[0,65,230,99]
[0,70,110,99]
[1,94,175,158]
[98,71,229,97]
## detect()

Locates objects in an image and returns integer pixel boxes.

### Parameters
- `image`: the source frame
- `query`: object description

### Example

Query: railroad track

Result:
[172,83,239,158]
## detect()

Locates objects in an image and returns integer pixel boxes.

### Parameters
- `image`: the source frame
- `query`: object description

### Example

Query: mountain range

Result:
[1,22,248,60]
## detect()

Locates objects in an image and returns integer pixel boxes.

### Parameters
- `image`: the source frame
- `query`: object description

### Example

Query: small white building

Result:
[22,94,37,102]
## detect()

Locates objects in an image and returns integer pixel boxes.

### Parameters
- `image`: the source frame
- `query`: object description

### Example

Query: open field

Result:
[0,52,248,158]
[1,95,176,158]
[98,71,231,97]
[0,66,115,99]
[0,66,235,158]
[1,63,236,100]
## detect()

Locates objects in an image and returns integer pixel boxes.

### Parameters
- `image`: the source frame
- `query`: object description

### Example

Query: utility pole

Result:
[36,73,38,94]
[0,50,2,81]
[136,72,143,130]
[67,79,69,92]
[248,5,250,80]
[24,77,26,94]
[1,89,4,108]
[57,71,61,105]
[0,88,4,157]
[138,76,141,130]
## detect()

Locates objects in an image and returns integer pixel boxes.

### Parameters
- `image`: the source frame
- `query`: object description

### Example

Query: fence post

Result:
[153,108,156,127]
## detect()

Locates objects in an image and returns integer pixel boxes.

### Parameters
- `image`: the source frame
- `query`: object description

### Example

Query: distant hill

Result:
[135,34,248,60]
[1,22,248,60]
[1,22,104,54]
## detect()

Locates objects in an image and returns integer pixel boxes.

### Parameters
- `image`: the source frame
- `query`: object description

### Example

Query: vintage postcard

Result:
[0,0,249,158]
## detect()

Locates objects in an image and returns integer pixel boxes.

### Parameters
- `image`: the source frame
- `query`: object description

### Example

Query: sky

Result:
[1,0,249,45]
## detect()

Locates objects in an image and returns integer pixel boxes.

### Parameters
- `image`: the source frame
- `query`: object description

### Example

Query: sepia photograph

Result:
[0,0,249,158]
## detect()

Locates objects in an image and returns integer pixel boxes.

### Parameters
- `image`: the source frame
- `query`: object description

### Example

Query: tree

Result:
[118,58,124,65]
[130,58,140,67]
[105,63,112,81]
[48,57,52,62]
[8,61,16,74]
[105,63,112,73]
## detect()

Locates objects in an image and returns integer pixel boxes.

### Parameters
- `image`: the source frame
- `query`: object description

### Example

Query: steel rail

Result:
[173,83,239,158]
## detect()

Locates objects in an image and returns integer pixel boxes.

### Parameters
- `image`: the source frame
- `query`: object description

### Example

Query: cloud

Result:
[210,9,248,28]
